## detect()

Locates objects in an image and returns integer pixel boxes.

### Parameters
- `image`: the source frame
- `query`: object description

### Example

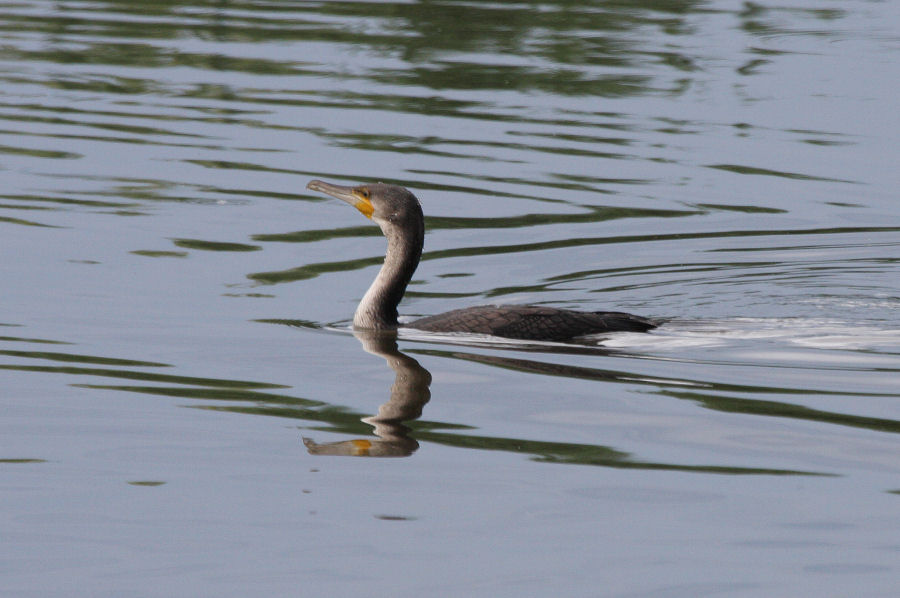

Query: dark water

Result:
[2,1,899,596]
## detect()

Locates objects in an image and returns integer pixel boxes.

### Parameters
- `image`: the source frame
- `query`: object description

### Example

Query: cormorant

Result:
[306,180,657,341]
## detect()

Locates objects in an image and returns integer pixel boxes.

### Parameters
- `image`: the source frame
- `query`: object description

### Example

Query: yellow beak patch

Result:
[354,197,374,219]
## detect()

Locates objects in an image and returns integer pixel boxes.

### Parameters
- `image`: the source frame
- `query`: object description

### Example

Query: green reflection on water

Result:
[0,350,168,367]
[131,250,189,258]
[1,0,703,98]
[172,238,261,252]
[0,216,63,228]
[666,391,900,435]
[0,144,80,159]
[707,164,857,184]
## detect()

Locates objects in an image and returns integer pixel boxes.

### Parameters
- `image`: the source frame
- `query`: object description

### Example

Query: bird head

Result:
[307,179,423,233]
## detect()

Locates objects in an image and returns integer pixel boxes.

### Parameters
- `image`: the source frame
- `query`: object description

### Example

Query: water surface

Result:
[2,1,899,596]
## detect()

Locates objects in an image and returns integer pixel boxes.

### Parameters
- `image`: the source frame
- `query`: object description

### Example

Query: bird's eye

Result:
[358,188,370,199]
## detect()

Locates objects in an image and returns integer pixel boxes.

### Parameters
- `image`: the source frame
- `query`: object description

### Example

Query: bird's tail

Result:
[593,311,659,332]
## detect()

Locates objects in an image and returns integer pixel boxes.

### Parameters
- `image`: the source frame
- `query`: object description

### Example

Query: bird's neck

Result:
[354,224,423,329]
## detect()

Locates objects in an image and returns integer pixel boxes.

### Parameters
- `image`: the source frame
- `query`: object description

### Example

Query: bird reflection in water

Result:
[302,329,431,457]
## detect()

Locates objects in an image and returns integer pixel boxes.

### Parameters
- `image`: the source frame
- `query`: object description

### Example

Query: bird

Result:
[306,179,657,342]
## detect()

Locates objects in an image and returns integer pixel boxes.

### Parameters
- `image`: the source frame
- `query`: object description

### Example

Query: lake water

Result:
[2,1,899,596]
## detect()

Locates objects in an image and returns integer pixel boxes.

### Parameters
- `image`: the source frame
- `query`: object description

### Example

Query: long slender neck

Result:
[354,219,424,329]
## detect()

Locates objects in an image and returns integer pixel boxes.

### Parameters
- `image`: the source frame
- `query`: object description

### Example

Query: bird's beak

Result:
[307,179,374,219]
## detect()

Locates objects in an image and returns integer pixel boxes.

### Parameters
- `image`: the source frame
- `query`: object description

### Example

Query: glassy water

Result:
[2,1,898,596]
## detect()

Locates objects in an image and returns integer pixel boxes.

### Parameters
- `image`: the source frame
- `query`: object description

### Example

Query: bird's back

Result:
[408,305,656,342]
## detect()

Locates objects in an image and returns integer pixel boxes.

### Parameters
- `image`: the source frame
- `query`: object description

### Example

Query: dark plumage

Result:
[412,305,655,341]
[306,179,657,341]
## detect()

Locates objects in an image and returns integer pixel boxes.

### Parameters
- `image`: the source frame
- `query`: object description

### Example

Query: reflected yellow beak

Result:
[307,179,374,219]
[350,438,372,456]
